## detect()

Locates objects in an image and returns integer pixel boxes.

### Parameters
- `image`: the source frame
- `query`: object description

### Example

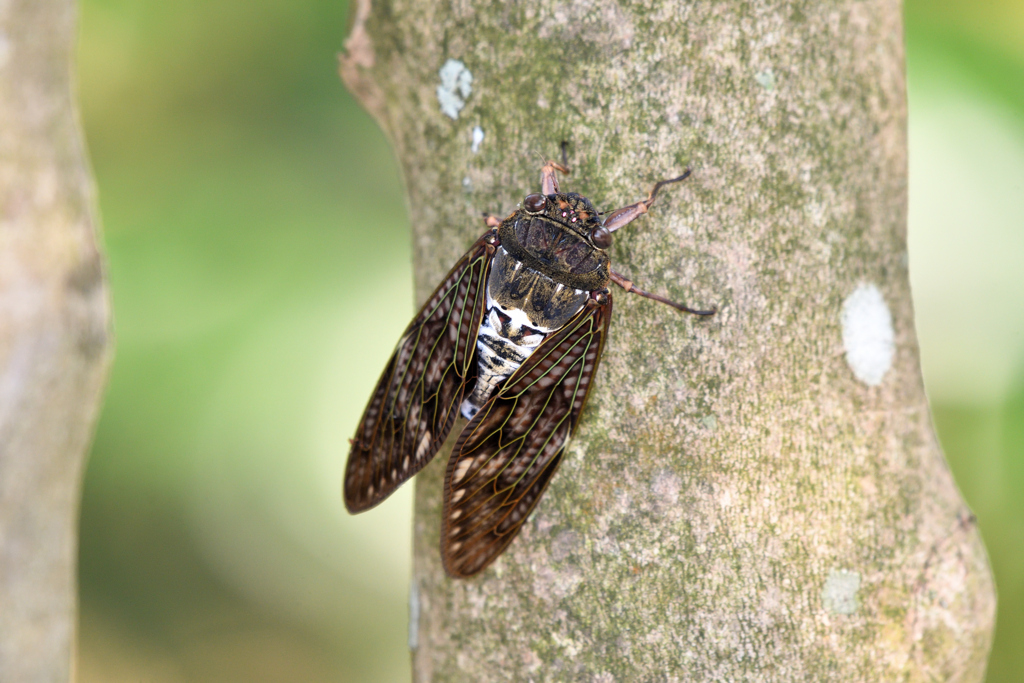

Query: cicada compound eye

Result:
[590,226,613,249]
[524,193,547,213]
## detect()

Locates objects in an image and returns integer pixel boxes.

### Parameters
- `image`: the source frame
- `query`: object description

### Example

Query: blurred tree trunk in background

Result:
[341,0,996,680]
[0,0,111,681]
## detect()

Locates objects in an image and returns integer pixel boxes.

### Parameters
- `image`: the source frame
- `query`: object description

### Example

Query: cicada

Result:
[344,155,714,578]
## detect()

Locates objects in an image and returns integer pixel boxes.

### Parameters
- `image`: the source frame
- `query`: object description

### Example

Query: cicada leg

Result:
[602,169,693,234]
[609,270,715,316]
[540,141,571,195]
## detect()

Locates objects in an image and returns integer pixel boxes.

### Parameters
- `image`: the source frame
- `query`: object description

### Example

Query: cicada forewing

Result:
[441,294,612,577]
[344,232,495,512]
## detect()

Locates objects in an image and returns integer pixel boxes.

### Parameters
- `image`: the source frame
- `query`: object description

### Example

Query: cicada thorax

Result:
[499,192,611,292]
[460,192,612,420]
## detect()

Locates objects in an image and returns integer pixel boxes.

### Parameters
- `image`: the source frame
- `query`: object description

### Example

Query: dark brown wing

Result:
[441,294,612,577]
[344,232,495,513]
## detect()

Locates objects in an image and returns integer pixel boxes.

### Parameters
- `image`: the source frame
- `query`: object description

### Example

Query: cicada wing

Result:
[344,232,494,513]
[441,294,612,577]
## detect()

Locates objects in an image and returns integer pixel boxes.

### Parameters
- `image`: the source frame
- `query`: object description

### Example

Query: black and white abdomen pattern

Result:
[461,298,550,419]
[460,249,590,420]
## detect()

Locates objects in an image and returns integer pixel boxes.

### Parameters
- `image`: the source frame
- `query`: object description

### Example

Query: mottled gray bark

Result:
[341,0,995,680]
[0,0,111,681]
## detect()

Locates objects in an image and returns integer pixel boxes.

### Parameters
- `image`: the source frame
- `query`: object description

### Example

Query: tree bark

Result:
[0,0,111,681]
[341,0,996,680]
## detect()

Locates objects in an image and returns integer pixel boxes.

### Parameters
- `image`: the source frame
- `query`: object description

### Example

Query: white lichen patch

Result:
[408,580,420,650]
[437,59,472,119]
[822,569,861,615]
[841,283,894,386]
[754,68,775,91]
[471,125,485,152]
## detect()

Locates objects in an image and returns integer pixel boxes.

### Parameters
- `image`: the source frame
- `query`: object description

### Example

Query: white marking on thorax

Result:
[485,290,557,334]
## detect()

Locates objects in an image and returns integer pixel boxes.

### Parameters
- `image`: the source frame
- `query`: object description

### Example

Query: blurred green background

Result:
[74,1,1024,681]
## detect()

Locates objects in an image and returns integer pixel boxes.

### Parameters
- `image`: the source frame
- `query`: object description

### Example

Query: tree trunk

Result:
[0,0,112,681]
[340,0,996,680]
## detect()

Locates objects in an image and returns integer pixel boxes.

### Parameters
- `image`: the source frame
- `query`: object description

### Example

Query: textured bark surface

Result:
[341,0,996,680]
[0,0,111,681]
